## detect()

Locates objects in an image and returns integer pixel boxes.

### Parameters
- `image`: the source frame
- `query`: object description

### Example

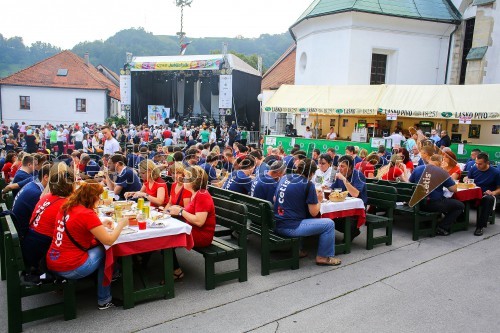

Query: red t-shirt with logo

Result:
[30,194,67,238]
[169,183,192,207]
[46,205,102,272]
[145,177,169,207]
[381,166,403,181]
[184,190,215,247]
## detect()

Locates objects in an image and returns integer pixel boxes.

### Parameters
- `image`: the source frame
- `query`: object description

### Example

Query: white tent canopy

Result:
[130,54,261,77]
[264,84,500,121]
[263,85,386,116]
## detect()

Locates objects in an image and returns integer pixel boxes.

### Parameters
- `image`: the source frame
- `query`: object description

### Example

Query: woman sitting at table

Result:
[165,162,192,209]
[167,166,216,279]
[124,160,168,207]
[22,164,75,273]
[312,154,334,188]
[274,158,341,266]
[397,148,414,175]
[355,152,378,178]
[377,155,409,182]
[46,180,128,310]
[441,151,461,180]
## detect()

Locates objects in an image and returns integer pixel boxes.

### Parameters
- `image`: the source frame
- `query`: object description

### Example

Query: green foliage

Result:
[0,29,292,79]
[105,116,128,126]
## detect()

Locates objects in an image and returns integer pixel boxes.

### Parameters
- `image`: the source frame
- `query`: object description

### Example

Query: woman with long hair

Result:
[167,166,216,279]
[125,160,168,207]
[2,151,17,183]
[165,162,192,210]
[377,155,409,182]
[46,180,128,310]
[441,151,461,180]
[398,147,414,174]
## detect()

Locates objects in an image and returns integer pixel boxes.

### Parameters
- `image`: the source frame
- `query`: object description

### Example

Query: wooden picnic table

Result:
[452,186,483,232]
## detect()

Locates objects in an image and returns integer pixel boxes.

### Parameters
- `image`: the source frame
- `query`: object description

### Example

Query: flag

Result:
[180,41,191,55]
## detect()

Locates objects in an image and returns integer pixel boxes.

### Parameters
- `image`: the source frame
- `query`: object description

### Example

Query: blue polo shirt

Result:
[468,166,500,193]
[115,167,142,199]
[223,162,233,173]
[200,163,217,182]
[254,163,270,179]
[251,173,278,203]
[464,160,476,172]
[222,170,252,195]
[330,169,367,205]
[409,165,455,201]
[12,179,44,239]
[283,155,295,173]
[84,160,100,177]
[12,169,34,198]
[353,156,363,165]
[274,174,317,229]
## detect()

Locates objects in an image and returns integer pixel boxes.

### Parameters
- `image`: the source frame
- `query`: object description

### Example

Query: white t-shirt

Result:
[304,130,313,139]
[82,139,89,153]
[385,133,406,147]
[104,137,120,155]
[311,167,333,188]
[326,132,337,140]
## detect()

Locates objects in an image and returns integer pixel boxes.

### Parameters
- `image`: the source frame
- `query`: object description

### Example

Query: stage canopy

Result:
[130,54,261,76]
[264,84,500,121]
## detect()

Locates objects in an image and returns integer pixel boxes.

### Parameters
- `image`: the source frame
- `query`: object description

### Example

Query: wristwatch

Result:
[179,208,184,217]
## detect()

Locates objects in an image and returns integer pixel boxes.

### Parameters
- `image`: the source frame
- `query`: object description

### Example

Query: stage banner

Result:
[120,74,131,105]
[219,75,233,109]
[148,106,170,127]
[131,58,223,71]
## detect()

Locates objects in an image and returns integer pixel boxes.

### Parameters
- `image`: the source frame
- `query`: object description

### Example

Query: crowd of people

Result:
[1,121,499,310]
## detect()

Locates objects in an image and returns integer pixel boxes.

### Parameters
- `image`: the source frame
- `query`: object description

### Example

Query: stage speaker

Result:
[210,76,219,95]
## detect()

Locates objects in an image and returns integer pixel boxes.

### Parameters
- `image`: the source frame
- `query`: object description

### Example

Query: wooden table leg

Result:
[163,249,174,299]
[121,255,135,309]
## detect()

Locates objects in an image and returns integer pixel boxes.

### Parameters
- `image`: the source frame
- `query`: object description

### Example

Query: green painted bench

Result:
[366,184,397,250]
[208,186,300,276]
[3,213,77,333]
[1,203,7,280]
[193,197,248,290]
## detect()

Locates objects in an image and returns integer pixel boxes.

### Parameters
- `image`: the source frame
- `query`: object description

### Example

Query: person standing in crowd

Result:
[304,126,313,139]
[384,128,406,148]
[274,158,341,266]
[46,181,128,310]
[331,155,367,241]
[167,166,216,280]
[125,160,168,207]
[467,153,500,236]
[101,126,120,155]
[436,130,451,148]
[409,161,464,236]
[25,129,38,153]
[105,154,142,199]
[56,126,65,156]
[251,160,286,203]
[430,129,441,143]
[72,127,84,150]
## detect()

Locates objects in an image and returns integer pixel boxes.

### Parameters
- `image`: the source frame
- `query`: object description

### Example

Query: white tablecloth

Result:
[105,218,192,249]
[320,197,365,215]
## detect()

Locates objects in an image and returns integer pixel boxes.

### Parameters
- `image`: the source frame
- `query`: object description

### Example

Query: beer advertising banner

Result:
[131,58,223,71]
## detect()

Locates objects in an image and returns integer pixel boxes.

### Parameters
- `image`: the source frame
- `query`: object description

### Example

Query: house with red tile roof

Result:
[0,50,120,125]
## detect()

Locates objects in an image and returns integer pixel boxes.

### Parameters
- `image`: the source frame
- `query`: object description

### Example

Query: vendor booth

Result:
[127,54,261,127]
[263,84,500,146]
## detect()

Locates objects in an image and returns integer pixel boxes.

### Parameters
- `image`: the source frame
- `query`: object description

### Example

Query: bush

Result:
[106,116,128,127]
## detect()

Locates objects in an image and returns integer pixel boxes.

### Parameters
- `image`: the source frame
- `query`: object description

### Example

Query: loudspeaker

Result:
[210,76,219,95]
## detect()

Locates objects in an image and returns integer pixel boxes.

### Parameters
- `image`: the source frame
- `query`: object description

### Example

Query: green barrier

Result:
[263,136,500,164]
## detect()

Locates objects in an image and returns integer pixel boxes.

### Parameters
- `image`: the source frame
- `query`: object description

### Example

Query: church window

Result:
[370,53,387,85]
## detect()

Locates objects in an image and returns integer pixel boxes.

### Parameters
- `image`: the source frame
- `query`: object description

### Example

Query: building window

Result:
[76,98,86,112]
[460,18,475,85]
[370,53,387,85]
[20,96,30,110]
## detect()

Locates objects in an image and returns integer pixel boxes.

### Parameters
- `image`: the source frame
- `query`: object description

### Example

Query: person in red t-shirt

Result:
[398,147,414,174]
[2,152,16,183]
[163,128,172,139]
[125,160,168,207]
[354,153,379,178]
[46,180,128,310]
[165,162,192,209]
[168,166,215,280]
[22,165,75,271]
[442,151,461,180]
[378,155,408,182]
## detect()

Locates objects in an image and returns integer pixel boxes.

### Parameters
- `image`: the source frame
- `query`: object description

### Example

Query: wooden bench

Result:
[192,197,248,290]
[3,213,77,333]
[208,186,300,276]
[366,179,440,241]
[366,184,397,250]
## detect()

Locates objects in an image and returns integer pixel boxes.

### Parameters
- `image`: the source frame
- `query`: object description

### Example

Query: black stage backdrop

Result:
[232,70,261,129]
[131,72,174,125]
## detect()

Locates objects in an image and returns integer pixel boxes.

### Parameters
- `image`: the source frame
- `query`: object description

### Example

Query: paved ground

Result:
[1,210,499,333]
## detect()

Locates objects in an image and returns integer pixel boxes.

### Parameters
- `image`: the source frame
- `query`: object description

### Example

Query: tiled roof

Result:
[262,45,296,90]
[0,50,120,100]
[291,0,462,38]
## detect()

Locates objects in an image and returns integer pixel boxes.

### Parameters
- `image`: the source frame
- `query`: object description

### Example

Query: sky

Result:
[0,0,310,49]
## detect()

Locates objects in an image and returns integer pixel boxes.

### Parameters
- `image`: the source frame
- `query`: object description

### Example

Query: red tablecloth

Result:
[104,233,194,286]
[453,187,483,204]
[321,208,366,228]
